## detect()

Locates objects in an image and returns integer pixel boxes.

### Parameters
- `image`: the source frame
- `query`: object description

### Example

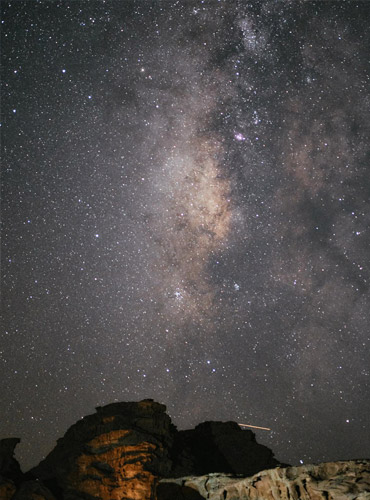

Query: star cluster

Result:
[1,0,369,470]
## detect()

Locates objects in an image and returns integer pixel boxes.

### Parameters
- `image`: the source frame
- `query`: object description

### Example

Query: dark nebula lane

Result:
[1,0,369,470]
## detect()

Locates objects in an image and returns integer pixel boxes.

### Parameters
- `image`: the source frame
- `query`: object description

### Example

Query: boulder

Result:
[158,460,370,500]
[171,421,279,477]
[31,399,175,500]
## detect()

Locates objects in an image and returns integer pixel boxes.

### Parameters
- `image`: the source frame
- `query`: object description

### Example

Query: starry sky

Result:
[1,0,370,471]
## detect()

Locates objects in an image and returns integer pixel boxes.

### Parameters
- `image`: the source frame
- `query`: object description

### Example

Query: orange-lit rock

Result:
[158,460,370,500]
[31,399,174,500]
[29,400,285,499]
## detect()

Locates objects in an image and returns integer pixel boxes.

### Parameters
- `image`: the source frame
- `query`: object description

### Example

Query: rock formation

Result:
[28,399,282,500]
[171,421,279,477]
[2,399,369,499]
[0,438,23,500]
[0,437,57,500]
[158,460,370,500]
[30,399,174,500]
[0,438,23,481]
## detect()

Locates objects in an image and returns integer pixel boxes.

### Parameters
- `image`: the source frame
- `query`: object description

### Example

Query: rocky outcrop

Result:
[3,400,369,499]
[0,438,23,483]
[31,399,174,500]
[171,421,279,477]
[0,438,56,500]
[158,460,370,500]
[0,438,23,500]
[28,400,281,499]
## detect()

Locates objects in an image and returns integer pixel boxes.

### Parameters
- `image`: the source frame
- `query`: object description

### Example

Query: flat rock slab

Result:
[158,460,370,500]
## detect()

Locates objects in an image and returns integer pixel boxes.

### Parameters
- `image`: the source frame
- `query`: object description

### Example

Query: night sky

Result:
[1,0,370,472]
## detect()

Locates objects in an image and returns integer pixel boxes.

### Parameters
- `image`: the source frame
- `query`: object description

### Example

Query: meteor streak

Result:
[238,423,271,431]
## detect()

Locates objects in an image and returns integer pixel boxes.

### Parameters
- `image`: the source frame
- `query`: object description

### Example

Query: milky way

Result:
[1,0,370,470]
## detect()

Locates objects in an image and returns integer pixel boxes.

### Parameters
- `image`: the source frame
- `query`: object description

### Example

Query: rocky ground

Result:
[158,461,370,500]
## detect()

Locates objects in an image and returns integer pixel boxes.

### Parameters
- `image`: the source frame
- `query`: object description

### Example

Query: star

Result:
[1,0,369,472]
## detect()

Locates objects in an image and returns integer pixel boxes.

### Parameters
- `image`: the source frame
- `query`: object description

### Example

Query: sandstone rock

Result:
[171,421,279,477]
[27,400,281,498]
[158,460,370,500]
[31,399,175,500]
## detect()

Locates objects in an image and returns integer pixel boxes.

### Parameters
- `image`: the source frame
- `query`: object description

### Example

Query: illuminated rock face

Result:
[30,403,282,499]
[31,400,174,500]
[158,460,370,500]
